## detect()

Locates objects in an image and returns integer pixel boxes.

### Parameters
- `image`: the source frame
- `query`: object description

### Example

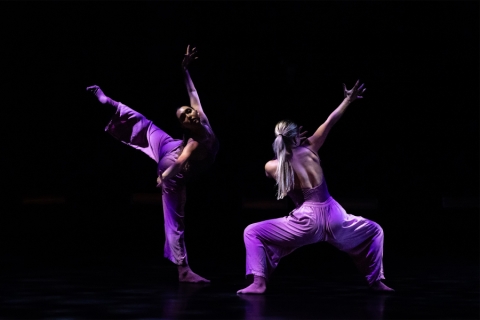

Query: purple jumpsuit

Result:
[105,102,218,266]
[243,153,385,285]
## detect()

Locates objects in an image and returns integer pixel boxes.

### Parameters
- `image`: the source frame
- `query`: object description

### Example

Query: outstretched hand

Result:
[343,80,366,102]
[298,126,308,144]
[182,45,198,70]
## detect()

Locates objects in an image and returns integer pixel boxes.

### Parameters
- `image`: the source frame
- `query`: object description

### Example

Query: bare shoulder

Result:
[264,160,278,178]
[302,138,315,149]
[196,108,209,124]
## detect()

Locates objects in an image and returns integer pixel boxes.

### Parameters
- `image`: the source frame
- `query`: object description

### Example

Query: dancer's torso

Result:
[158,123,219,179]
[283,143,331,206]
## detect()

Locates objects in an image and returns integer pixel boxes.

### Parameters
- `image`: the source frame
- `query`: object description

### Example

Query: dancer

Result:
[237,80,394,294]
[87,45,218,283]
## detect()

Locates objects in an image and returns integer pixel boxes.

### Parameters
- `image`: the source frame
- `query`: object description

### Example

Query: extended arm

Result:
[307,80,365,151]
[182,45,210,124]
[156,139,199,187]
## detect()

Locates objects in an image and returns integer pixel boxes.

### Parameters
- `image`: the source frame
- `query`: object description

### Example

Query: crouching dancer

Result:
[87,46,218,283]
[237,81,393,293]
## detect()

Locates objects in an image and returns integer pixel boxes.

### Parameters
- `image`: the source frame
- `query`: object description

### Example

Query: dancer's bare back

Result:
[265,141,325,190]
[265,80,367,191]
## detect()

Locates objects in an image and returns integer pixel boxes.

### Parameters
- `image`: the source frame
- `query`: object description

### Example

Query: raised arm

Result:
[307,80,366,151]
[182,45,210,125]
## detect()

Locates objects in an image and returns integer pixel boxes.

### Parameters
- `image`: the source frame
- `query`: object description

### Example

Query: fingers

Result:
[357,88,366,98]
[343,80,366,98]
[86,85,99,92]
[186,45,198,55]
[184,45,198,60]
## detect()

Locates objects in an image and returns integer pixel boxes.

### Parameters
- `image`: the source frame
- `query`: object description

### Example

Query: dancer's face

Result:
[177,106,201,129]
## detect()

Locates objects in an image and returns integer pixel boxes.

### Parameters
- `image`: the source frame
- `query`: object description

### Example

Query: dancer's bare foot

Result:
[370,280,395,292]
[178,265,210,283]
[86,85,108,104]
[237,275,266,294]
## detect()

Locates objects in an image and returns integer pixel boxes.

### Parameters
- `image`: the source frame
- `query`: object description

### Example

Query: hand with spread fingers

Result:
[298,126,308,145]
[182,44,198,70]
[343,80,366,102]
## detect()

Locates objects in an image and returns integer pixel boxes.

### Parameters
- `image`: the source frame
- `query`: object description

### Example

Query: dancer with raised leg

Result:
[237,80,394,294]
[87,45,218,283]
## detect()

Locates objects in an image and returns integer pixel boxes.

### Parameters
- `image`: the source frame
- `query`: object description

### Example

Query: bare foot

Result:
[178,265,210,283]
[86,85,108,104]
[237,275,266,294]
[370,280,395,292]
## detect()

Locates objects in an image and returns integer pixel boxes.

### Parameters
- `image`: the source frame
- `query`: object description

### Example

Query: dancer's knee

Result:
[243,223,259,240]
[371,221,384,238]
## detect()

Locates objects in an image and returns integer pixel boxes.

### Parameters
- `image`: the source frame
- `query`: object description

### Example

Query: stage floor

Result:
[0,258,477,319]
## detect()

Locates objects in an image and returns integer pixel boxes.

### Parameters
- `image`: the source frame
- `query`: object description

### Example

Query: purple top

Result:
[105,102,218,180]
[287,182,331,208]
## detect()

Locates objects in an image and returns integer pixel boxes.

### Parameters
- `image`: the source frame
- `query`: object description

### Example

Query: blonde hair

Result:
[273,120,298,199]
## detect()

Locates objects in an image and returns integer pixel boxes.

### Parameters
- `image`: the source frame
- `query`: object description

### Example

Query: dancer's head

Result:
[176,106,201,129]
[273,120,299,199]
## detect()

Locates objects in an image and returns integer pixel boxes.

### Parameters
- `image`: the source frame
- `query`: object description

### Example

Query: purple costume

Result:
[243,158,385,285]
[105,102,218,265]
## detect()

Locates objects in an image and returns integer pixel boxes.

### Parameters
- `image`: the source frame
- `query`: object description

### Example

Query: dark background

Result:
[0,2,478,274]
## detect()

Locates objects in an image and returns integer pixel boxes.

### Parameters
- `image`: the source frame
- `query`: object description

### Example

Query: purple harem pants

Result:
[243,197,385,285]
[105,102,188,265]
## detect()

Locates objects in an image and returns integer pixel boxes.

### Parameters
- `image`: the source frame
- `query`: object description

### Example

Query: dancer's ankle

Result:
[177,264,210,283]
[370,280,395,292]
[253,275,266,286]
[178,264,191,273]
[86,85,118,107]
[93,86,108,104]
